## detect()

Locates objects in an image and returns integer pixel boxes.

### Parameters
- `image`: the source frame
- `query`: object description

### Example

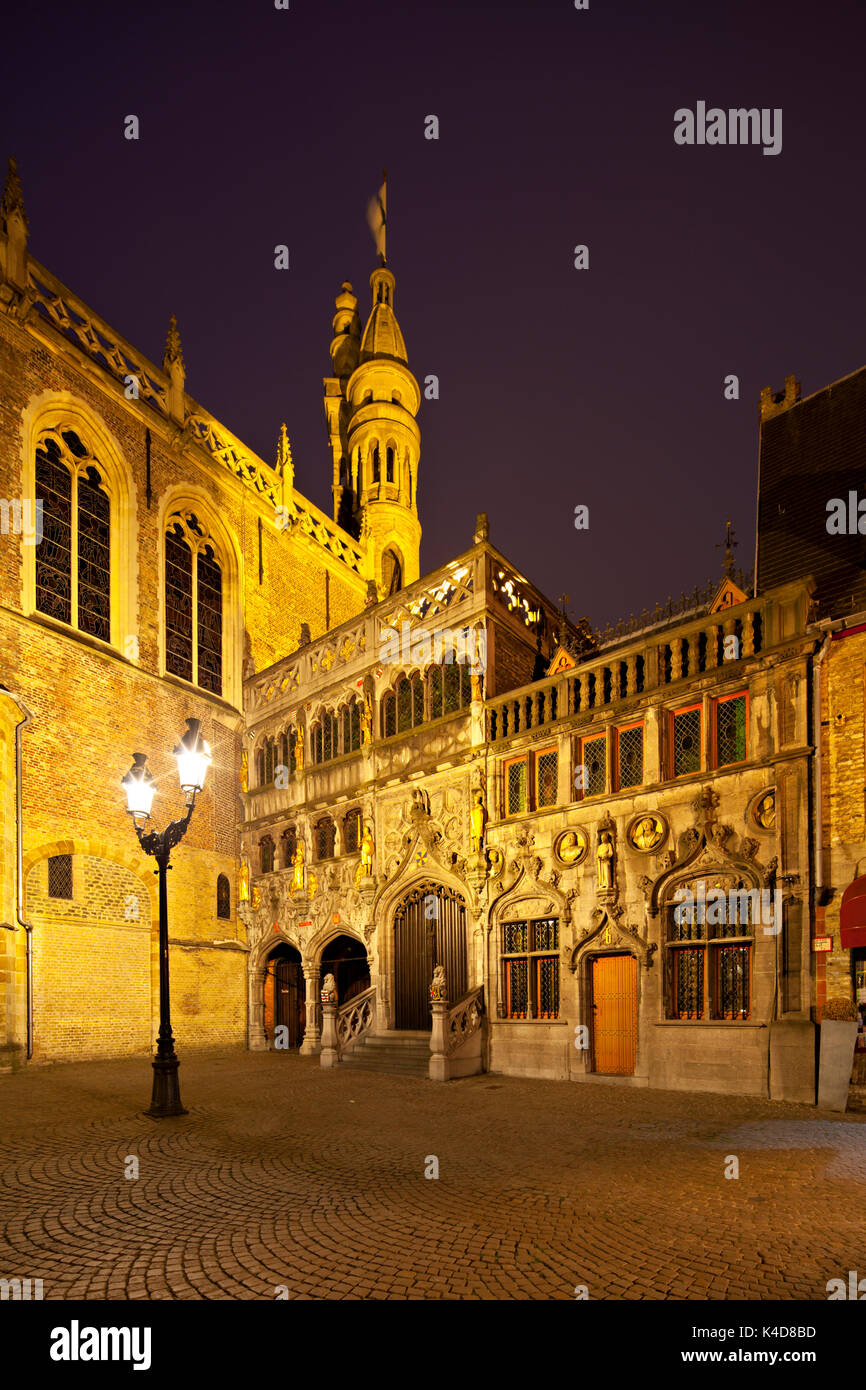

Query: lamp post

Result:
[122,718,211,1117]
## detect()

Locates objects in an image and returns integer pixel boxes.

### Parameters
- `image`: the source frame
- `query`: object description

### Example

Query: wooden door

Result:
[591,954,637,1075]
[394,884,467,1030]
[275,958,304,1049]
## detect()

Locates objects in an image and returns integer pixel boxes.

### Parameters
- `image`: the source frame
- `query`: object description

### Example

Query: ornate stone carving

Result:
[628,814,666,853]
[430,964,447,1000]
[555,828,587,865]
[470,789,486,853]
[596,831,614,892]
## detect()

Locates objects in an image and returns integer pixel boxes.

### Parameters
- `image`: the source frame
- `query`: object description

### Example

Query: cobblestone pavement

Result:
[1,1051,864,1301]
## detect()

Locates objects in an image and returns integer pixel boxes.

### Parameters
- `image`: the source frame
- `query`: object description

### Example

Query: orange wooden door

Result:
[591,954,637,1075]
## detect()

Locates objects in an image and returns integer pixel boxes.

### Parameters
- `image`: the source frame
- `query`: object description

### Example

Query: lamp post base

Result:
[146,1052,188,1118]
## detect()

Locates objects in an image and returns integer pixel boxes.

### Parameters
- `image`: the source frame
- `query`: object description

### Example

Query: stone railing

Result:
[488,679,559,742]
[446,986,485,1056]
[430,985,485,1081]
[335,986,376,1057]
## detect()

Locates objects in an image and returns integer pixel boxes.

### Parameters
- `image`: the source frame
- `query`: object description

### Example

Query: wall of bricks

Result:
[822,629,866,1003]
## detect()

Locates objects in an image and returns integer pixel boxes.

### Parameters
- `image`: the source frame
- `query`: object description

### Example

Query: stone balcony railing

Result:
[488,593,770,743]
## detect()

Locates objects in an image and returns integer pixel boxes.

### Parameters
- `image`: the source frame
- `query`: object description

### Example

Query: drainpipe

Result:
[0,689,34,1058]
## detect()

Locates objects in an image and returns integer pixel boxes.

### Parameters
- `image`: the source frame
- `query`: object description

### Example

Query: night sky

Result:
[6,0,865,629]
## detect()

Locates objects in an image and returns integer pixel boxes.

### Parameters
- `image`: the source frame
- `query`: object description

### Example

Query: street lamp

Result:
[122,718,211,1117]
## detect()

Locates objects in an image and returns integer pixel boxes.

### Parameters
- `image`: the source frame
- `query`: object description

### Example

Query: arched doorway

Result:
[393,882,467,1030]
[590,953,637,1075]
[320,934,370,1006]
[264,943,305,1050]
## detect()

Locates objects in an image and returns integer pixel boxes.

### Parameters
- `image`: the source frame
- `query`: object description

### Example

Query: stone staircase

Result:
[339,1030,431,1078]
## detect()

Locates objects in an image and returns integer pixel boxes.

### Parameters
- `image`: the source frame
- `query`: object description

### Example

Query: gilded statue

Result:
[360,823,374,874]
[292,839,305,892]
[596,831,614,891]
[294,728,304,772]
[470,671,483,703]
[470,789,487,853]
[238,857,250,903]
[250,884,261,910]
[556,829,587,865]
[240,748,249,793]
[362,691,373,746]
[756,792,775,829]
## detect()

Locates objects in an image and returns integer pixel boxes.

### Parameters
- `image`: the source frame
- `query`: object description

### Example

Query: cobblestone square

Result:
[1,1051,864,1301]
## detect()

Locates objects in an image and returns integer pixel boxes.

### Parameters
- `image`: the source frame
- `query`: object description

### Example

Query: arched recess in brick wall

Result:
[20,392,137,654]
[157,485,244,708]
[23,839,156,1062]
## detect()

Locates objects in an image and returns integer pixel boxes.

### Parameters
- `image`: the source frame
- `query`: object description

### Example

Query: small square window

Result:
[579,735,606,797]
[506,759,527,815]
[671,707,701,777]
[47,854,73,900]
[715,693,747,767]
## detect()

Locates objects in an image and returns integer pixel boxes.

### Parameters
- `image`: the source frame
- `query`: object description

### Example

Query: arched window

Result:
[386,446,395,482]
[312,723,323,764]
[664,875,756,1021]
[429,666,443,720]
[322,710,339,762]
[259,737,276,785]
[340,699,362,754]
[281,824,297,867]
[372,445,381,484]
[279,731,289,773]
[216,874,231,919]
[344,809,361,854]
[35,429,111,641]
[315,817,336,860]
[382,690,396,738]
[256,747,265,786]
[396,676,412,732]
[382,548,402,595]
[165,512,223,695]
[260,835,275,874]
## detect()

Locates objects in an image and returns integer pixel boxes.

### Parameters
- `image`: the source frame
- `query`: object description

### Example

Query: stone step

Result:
[340,1030,432,1077]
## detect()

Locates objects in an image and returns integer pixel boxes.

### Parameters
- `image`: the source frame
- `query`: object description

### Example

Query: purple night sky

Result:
[6,0,865,628]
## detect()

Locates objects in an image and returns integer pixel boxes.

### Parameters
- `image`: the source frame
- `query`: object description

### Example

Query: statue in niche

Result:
[470,789,487,853]
[238,858,250,903]
[292,840,306,892]
[470,670,484,703]
[294,729,304,772]
[596,831,614,891]
[357,824,375,883]
[362,691,373,746]
[240,749,249,793]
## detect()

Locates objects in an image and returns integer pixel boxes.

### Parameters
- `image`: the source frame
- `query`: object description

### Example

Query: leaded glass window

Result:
[315,817,336,860]
[47,854,72,900]
[396,677,412,732]
[429,666,443,720]
[165,525,193,684]
[164,514,223,695]
[35,440,72,625]
[501,918,560,1020]
[664,876,754,1020]
[35,430,112,641]
[382,692,396,738]
[260,835,275,874]
[536,749,558,807]
[350,700,361,750]
[506,758,527,815]
[717,945,750,1020]
[216,874,230,919]
[716,693,747,767]
[344,809,361,854]
[76,466,110,641]
[617,722,644,789]
[672,706,701,777]
[444,661,461,714]
[282,825,297,867]
[412,674,424,725]
[581,735,606,797]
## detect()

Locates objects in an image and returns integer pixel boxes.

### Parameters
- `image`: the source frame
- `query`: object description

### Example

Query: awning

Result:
[840,875,866,949]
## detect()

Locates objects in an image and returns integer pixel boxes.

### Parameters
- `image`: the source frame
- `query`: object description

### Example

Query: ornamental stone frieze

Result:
[568,905,657,970]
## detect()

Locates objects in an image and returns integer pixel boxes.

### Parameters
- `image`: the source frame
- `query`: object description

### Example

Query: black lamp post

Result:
[122,718,211,1118]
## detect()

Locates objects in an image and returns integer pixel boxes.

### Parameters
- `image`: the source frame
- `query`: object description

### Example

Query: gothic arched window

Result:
[344,808,361,854]
[386,446,395,483]
[382,691,396,738]
[35,429,111,641]
[382,548,402,595]
[260,834,275,874]
[429,666,443,720]
[664,875,756,1021]
[281,824,297,867]
[164,513,223,695]
[372,445,381,484]
[216,874,230,919]
[315,817,336,860]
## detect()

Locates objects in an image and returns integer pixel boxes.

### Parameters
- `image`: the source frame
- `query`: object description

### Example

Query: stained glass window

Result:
[197,546,222,696]
[617,722,644,789]
[382,692,396,738]
[581,735,606,797]
[716,694,747,767]
[396,677,412,732]
[281,825,297,867]
[76,466,110,641]
[665,877,753,1020]
[350,700,361,750]
[506,758,527,815]
[672,706,701,777]
[35,440,72,625]
[216,874,230,919]
[536,749,558,807]
[344,809,361,854]
[501,918,559,1019]
[165,525,193,684]
[315,817,336,860]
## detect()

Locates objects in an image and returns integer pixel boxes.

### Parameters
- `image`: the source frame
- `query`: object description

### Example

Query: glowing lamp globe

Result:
[174,717,212,794]
[122,753,156,819]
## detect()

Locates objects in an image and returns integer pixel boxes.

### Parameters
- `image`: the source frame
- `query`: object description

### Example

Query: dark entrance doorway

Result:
[394,882,467,1030]
[320,934,370,1006]
[265,943,305,1050]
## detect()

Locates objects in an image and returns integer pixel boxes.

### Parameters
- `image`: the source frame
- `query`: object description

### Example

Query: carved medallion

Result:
[627,813,667,853]
[555,828,588,866]
[753,790,776,831]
